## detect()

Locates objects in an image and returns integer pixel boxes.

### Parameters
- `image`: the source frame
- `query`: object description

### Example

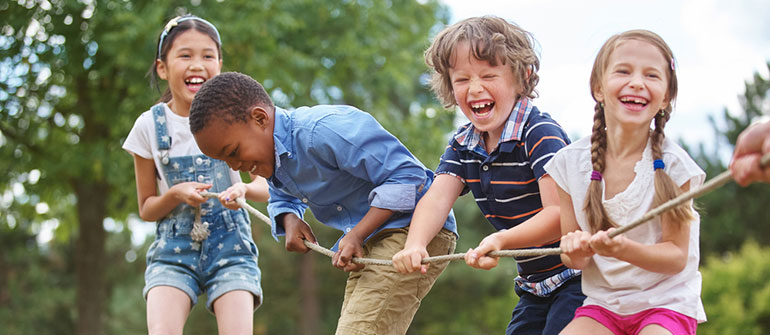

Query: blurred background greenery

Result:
[1,0,768,334]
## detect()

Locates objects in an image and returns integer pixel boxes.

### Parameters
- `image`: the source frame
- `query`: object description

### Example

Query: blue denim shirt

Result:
[267,105,457,249]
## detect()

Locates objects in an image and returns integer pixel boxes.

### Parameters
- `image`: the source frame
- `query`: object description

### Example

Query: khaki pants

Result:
[335,227,457,335]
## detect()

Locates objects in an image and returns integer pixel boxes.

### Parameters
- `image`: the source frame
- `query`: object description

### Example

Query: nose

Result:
[629,73,644,90]
[225,159,240,171]
[469,77,484,94]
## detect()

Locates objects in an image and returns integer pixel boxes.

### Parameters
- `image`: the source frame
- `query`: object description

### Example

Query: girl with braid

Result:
[544,30,706,335]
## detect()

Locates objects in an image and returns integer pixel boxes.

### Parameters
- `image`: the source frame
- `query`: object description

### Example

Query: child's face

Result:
[449,41,520,141]
[194,108,275,178]
[595,39,669,131]
[157,29,222,112]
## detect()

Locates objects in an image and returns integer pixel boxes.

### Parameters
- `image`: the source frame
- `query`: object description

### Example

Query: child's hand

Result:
[392,245,430,274]
[589,228,627,257]
[282,213,317,253]
[561,231,593,257]
[218,182,248,210]
[170,182,212,207]
[333,232,365,272]
[465,232,503,270]
[731,154,770,186]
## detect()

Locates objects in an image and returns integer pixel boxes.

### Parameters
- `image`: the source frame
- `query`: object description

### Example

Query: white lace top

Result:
[545,135,707,322]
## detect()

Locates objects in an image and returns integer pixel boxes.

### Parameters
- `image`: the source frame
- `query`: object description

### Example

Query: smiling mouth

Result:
[620,96,648,108]
[249,164,258,174]
[470,101,495,116]
[185,77,205,89]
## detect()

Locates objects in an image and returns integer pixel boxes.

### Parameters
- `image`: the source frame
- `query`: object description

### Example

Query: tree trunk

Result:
[74,181,107,335]
[299,252,319,335]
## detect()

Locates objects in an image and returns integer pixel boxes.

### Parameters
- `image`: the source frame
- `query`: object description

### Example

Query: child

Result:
[122,15,269,335]
[545,30,707,335]
[188,71,458,335]
[392,16,584,335]
[731,118,770,185]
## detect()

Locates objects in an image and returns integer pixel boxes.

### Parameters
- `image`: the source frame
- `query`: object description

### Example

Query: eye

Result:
[228,146,239,157]
[453,77,469,84]
[483,74,497,79]
[646,73,660,79]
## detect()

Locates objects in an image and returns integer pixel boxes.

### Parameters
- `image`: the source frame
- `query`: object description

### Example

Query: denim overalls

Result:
[143,103,263,311]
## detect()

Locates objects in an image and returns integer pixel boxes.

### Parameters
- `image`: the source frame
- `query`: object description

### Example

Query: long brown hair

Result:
[584,29,693,233]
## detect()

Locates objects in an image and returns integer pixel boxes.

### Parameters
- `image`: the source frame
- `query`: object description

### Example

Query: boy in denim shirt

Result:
[189,71,457,335]
[392,16,584,335]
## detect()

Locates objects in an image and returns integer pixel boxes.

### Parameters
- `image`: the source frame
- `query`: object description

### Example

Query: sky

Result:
[441,0,770,151]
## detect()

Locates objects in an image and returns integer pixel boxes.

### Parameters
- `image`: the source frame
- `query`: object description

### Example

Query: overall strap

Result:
[152,103,171,165]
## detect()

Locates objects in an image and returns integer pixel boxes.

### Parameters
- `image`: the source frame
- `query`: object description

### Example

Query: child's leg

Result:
[146,286,192,335]
[559,316,616,335]
[335,228,456,335]
[213,290,254,335]
[635,308,697,335]
[544,276,585,334]
[506,289,548,335]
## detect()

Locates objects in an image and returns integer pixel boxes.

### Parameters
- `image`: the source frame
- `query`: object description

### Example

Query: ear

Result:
[593,90,604,103]
[156,59,168,80]
[250,106,270,128]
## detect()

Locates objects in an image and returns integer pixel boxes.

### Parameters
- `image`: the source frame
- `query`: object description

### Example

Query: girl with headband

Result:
[122,15,268,334]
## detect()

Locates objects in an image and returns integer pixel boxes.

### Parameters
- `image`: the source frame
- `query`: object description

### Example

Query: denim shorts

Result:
[143,206,263,313]
[507,275,585,335]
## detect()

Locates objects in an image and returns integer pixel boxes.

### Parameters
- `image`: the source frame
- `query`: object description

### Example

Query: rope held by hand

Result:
[201,153,769,267]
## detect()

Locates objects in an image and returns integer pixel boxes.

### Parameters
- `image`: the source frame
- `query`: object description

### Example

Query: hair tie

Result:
[590,170,603,181]
[157,15,221,58]
[653,159,665,170]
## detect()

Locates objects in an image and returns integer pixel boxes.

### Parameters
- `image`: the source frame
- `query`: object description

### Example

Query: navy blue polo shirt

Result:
[436,98,570,281]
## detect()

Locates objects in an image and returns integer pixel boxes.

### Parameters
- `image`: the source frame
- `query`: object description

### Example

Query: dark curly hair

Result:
[189,72,274,134]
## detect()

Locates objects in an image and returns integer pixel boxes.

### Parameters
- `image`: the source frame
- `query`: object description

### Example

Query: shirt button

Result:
[197,175,205,182]
[482,165,489,171]
[196,157,203,165]
[302,198,308,203]
[336,205,343,212]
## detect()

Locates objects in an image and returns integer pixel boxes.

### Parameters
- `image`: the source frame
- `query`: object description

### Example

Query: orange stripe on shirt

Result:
[490,178,536,185]
[466,179,481,183]
[531,262,565,273]
[528,136,567,156]
[484,207,542,220]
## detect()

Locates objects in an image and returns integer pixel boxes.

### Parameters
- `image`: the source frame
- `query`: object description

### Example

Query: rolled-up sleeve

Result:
[308,109,426,212]
[267,186,308,240]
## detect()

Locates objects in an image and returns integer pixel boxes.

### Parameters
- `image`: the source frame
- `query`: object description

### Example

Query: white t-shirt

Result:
[545,135,707,323]
[122,103,242,194]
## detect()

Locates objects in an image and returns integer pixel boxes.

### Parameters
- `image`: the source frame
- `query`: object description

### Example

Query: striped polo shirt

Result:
[436,97,571,283]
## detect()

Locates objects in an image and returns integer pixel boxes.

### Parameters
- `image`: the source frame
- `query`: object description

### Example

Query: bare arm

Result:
[392,174,464,274]
[556,183,594,270]
[133,155,210,222]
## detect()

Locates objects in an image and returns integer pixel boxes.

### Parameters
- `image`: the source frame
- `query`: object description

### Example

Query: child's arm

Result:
[334,207,394,272]
[556,184,594,269]
[132,155,211,222]
[465,175,563,270]
[217,173,270,210]
[589,181,692,274]
[392,174,464,274]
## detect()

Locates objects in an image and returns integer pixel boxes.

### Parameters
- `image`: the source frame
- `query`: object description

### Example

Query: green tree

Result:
[691,62,770,257]
[699,241,770,335]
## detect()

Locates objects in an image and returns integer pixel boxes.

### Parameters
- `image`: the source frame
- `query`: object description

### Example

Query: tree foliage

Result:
[691,63,770,256]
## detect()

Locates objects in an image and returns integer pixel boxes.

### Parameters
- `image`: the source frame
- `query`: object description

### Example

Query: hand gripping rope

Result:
[201,152,770,267]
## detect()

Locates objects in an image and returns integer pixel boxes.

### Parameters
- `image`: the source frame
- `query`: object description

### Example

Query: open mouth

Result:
[185,76,206,91]
[249,164,258,174]
[470,101,495,116]
[619,96,648,109]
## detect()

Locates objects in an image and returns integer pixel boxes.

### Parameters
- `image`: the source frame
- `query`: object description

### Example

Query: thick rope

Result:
[201,152,769,266]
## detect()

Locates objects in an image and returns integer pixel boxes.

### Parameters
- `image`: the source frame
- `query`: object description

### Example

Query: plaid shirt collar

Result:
[454,97,534,150]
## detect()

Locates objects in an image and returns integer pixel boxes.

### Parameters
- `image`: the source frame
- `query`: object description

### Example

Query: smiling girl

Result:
[545,30,706,335]
[122,15,268,335]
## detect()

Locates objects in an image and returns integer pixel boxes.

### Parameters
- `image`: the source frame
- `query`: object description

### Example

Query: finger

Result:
[420,264,430,275]
[464,248,477,265]
[410,253,424,272]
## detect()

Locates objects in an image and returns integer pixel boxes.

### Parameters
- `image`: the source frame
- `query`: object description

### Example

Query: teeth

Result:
[620,97,647,104]
[471,102,493,109]
[249,165,258,174]
[186,77,204,84]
